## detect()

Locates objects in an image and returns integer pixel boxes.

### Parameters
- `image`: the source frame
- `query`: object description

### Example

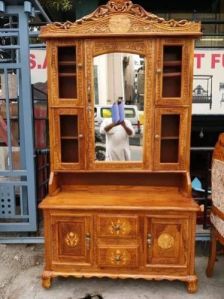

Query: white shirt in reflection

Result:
[99,119,135,161]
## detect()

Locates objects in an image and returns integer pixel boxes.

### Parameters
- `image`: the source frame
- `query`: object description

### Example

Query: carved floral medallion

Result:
[108,249,131,265]
[158,233,175,249]
[109,15,131,33]
[65,232,79,247]
[109,219,131,235]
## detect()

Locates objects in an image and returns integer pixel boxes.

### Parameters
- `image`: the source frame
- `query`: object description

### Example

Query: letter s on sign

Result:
[30,54,36,69]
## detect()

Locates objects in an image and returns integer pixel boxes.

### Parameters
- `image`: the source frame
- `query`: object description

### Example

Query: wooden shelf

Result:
[59,61,76,66]
[163,60,181,67]
[61,136,78,140]
[161,136,179,140]
[163,72,181,77]
[59,73,76,77]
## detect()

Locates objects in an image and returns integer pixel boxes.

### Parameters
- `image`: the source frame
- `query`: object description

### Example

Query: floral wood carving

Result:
[109,219,131,236]
[76,0,186,27]
[65,232,79,247]
[40,0,201,37]
[108,249,131,265]
[158,233,175,249]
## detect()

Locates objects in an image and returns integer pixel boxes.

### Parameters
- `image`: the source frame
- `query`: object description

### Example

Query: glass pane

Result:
[162,46,182,98]
[60,115,78,137]
[61,139,78,163]
[161,115,180,137]
[160,114,180,163]
[94,53,144,162]
[59,76,77,98]
[161,140,179,163]
[60,115,79,163]
[58,46,77,99]
[58,46,76,61]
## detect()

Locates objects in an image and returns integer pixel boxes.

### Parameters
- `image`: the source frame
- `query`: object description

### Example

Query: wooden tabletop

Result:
[39,186,199,211]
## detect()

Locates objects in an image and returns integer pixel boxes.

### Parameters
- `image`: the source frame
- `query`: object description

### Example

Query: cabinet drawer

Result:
[97,245,139,268]
[97,215,139,238]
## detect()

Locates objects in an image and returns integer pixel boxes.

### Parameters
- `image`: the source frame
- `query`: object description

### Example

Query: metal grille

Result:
[0,184,15,217]
[0,7,36,232]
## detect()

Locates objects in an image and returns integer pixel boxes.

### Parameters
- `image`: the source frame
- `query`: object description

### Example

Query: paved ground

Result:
[0,243,223,299]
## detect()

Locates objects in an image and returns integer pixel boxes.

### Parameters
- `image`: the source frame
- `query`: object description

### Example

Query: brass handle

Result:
[77,63,83,68]
[78,134,84,139]
[156,68,162,73]
[147,233,152,248]
[85,233,91,250]
[155,134,160,139]
[87,85,91,103]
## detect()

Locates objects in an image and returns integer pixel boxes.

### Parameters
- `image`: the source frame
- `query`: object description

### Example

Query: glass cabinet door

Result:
[156,39,193,106]
[49,42,83,106]
[52,108,85,170]
[154,108,189,170]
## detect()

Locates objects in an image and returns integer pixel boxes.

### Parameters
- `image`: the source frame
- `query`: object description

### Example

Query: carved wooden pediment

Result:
[40,0,201,38]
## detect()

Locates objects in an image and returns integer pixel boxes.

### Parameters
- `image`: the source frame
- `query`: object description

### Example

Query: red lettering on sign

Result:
[194,53,205,68]
[211,54,221,68]
[30,53,36,69]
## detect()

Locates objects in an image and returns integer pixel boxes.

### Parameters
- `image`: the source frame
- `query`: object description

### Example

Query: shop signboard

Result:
[193,49,224,115]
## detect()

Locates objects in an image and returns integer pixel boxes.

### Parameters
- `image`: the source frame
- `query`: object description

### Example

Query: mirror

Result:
[93,53,145,162]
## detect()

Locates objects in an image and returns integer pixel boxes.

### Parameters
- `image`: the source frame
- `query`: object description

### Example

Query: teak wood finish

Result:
[39,0,201,293]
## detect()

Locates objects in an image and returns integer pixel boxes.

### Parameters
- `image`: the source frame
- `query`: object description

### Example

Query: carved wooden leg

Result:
[206,226,217,277]
[42,272,52,289]
[186,279,198,294]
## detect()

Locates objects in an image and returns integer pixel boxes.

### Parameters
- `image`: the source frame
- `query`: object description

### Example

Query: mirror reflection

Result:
[94,53,145,162]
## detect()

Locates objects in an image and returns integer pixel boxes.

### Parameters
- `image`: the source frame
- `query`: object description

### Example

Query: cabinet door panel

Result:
[52,108,85,170]
[146,216,189,267]
[51,215,92,265]
[154,108,189,170]
[49,41,83,106]
[155,39,194,106]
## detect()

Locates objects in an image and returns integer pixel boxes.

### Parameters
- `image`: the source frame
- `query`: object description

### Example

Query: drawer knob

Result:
[115,254,122,262]
[110,219,131,236]
[109,249,130,266]
[113,224,121,232]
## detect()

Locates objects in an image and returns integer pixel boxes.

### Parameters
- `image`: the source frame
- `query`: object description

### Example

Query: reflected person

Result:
[100,116,135,161]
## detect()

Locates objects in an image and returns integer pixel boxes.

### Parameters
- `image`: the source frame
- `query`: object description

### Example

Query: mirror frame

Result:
[86,38,154,170]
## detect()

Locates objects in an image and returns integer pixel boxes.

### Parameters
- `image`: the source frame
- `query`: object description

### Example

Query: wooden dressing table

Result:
[39,0,201,293]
